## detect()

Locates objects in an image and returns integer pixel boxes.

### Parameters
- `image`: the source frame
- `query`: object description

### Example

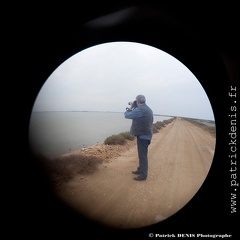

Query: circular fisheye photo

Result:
[29,41,216,229]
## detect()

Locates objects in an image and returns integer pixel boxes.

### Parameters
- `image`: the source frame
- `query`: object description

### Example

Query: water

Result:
[28,111,172,158]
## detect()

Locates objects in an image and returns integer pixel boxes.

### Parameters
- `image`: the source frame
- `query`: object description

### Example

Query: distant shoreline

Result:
[31,110,215,122]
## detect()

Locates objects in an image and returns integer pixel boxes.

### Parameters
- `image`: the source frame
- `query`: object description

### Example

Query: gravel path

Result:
[56,118,216,229]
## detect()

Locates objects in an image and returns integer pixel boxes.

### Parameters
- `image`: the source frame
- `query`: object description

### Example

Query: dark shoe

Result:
[132,170,140,174]
[134,176,146,181]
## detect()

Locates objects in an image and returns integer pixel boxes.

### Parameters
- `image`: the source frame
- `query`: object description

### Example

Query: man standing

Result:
[124,95,153,181]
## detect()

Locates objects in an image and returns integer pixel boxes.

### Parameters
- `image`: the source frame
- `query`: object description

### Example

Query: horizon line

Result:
[31,110,214,121]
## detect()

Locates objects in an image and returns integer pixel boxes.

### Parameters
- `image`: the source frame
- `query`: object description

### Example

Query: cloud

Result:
[32,42,214,120]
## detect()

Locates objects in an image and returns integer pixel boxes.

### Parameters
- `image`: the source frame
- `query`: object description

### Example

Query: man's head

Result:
[136,95,146,106]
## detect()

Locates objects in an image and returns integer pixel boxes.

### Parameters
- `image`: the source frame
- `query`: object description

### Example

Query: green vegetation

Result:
[184,118,216,137]
[153,118,176,133]
[104,134,126,145]
[119,131,135,141]
[104,131,135,145]
[104,118,175,145]
[35,153,103,186]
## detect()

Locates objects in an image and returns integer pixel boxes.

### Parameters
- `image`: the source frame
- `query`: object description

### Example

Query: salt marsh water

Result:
[28,111,172,157]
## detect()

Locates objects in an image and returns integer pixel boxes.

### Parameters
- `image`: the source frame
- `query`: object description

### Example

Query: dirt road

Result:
[56,118,216,229]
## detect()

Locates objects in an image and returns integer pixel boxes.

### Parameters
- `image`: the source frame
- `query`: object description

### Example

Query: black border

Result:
[12,2,239,239]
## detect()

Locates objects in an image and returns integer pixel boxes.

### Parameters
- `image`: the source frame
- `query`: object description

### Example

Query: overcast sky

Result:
[32,41,214,120]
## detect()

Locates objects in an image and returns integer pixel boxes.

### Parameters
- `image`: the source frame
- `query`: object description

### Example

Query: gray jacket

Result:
[130,104,153,136]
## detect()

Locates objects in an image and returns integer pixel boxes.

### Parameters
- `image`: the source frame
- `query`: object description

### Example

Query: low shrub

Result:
[104,134,126,145]
[119,131,135,141]
[184,118,216,137]
[104,118,176,143]
[36,153,103,185]
[153,125,159,133]
[152,118,175,133]
[154,121,165,129]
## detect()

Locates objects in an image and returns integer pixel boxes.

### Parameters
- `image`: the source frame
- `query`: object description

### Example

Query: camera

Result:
[126,100,137,111]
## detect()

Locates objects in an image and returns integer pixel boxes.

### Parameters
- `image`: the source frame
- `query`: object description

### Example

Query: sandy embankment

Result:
[55,118,216,229]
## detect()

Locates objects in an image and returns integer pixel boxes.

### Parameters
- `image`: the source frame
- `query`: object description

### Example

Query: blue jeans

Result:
[137,136,151,179]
